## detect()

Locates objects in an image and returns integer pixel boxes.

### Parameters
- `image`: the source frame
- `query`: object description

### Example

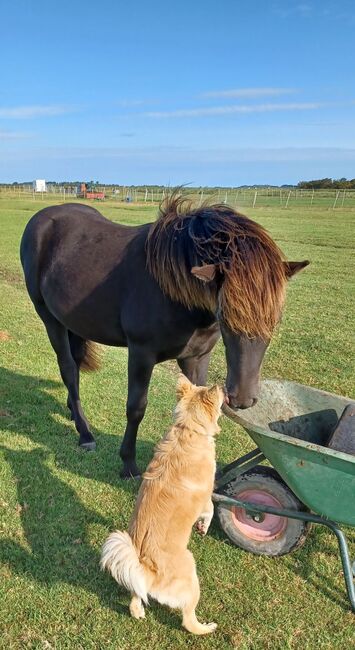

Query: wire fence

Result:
[1,184,355,209]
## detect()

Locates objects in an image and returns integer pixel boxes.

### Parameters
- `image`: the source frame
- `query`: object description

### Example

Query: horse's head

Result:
[147,196,309,410]
[192,260,309,410]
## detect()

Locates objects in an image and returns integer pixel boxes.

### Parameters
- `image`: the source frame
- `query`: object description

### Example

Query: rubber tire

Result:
[216,466,310,556]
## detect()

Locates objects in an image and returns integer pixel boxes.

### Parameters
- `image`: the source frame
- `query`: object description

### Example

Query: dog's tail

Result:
[100,531,148,603]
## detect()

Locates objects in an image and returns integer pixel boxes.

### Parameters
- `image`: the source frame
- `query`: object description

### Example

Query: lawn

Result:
[0,196,354,649]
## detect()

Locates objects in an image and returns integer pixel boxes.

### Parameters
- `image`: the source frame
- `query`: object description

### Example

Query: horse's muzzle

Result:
[226,394,258,410]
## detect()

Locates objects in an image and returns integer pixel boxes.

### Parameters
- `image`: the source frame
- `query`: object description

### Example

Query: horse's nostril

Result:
[230,396,257,410]
[238,401,253,410]
[226,392,258,410]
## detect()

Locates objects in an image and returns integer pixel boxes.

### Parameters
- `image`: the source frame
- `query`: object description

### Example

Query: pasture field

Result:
[0,196,354,649]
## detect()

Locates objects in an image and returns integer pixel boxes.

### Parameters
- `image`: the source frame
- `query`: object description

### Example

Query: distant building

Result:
[33,179,47,192]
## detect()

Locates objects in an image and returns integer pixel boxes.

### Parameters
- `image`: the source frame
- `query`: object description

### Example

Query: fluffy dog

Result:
[100,375,224,634]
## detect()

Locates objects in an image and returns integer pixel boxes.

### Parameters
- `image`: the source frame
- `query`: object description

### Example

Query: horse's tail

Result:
[100,531,148,603]
[68,332,101,372]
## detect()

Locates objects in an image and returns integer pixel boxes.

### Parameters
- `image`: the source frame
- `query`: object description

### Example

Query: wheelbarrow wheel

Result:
[216,466,310,556]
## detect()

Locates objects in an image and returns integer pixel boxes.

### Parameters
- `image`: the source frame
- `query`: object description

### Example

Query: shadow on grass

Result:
[283,525,355,612]
[0,444,130,615]
[0,366,155,614]
[0,366,155,485]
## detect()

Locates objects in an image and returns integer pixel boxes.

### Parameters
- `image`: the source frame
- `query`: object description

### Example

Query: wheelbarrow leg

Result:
[324,521,355,613]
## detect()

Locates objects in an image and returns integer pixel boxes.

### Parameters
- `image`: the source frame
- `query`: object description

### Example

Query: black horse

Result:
[20,195,308,477]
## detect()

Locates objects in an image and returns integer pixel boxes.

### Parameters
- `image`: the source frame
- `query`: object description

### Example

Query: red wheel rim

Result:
[231,489,287,541]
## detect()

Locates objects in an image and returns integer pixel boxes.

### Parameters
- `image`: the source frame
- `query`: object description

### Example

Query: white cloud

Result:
[295,3,312,14]
[3,145,355,164]
[115,99,148,108]
[0,130,33,140]
[0,105,75,119]
[272,2,313,18]
[201,88,298,99]
[144,102,329,118]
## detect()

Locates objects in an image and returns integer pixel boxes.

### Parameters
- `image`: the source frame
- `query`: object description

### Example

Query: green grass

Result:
[0,196,354,649]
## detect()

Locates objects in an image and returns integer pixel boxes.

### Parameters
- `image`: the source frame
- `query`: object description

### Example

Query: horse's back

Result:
[20,202,141,287]
[21,203,105,261]
[20,203,151,343]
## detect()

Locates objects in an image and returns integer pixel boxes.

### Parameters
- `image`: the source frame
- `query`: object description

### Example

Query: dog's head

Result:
[174,374,225,436]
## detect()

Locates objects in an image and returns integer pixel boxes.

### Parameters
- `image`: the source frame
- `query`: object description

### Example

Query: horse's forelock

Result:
[146,195,287,339]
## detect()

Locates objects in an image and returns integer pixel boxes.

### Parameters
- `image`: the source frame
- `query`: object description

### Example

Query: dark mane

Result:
[146,194,287,339]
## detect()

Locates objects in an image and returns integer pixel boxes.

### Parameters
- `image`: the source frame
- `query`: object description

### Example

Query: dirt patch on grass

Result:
[0,330,11,341]
[0,265,23,285]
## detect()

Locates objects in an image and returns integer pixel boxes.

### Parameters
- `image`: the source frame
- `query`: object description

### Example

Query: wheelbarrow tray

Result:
[223,379,355,526]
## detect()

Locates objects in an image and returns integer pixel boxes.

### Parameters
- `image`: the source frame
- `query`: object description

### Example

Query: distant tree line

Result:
[298,178,355,189]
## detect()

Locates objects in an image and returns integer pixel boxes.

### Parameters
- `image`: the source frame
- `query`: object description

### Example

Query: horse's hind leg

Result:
[66,332,85,420]
[35,304,96,450]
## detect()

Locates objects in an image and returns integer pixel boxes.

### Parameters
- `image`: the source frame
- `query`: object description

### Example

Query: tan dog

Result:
[101,375,224,635]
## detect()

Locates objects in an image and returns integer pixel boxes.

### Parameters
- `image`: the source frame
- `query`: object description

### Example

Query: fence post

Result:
[285,191,291,208]
[333,190,340,209]
[252,190,258,208]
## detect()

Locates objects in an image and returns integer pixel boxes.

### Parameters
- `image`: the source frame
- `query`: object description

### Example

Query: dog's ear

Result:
[208,385,222,406]
[176,374,193,400]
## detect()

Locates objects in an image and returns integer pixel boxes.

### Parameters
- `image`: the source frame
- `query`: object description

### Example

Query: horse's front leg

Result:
[119,347,155,479]
[177,350,212,386]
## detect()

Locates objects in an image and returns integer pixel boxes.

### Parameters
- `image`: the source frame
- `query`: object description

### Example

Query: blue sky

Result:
[1,0,355,186]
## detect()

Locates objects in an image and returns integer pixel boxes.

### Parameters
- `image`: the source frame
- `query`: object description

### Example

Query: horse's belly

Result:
[41,270,127,345]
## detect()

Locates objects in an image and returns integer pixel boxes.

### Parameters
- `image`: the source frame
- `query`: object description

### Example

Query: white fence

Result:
[1,184,355,209]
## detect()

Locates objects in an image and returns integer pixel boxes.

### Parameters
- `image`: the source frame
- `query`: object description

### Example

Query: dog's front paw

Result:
[195,519,208,536]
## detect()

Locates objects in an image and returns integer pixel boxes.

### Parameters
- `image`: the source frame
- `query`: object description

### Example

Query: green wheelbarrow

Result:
[214,379,355,611]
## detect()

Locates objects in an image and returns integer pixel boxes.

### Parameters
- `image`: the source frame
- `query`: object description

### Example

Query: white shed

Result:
[33,179,47,192]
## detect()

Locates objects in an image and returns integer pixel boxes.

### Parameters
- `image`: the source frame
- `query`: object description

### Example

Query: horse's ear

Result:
[176,374,193,400]
[191,264,217,282]
[284,260,310,278]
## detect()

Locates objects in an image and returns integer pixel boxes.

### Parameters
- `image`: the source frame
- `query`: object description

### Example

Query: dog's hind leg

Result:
[182,572,217,635]
[173,553,216,635]
[129,595,145,619]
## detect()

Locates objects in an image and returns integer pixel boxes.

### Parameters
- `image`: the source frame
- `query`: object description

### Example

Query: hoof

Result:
[120,464,141,480]
[120,471,141,481]
[80,440,96,452]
